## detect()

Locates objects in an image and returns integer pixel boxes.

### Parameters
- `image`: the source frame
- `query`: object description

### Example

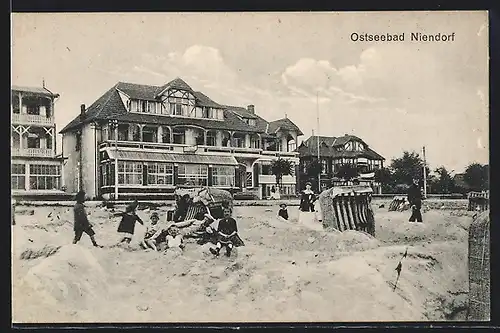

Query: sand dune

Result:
[12,204,472,323]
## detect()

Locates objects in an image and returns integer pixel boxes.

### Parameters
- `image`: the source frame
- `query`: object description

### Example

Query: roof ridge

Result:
[94,84,119,119]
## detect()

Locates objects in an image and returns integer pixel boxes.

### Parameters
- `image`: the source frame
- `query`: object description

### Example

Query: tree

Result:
[390,151,430,186]
[432,166,455,194]
[464,163,489,192]
[335,164,359,182]
[374,167,394,193]
[271,158,293,191]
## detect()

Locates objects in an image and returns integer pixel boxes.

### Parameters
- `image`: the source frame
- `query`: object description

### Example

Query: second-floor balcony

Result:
[12,147,54,158]
[12,113,54,126]
[259,174,296,184]
[99,140,300,159]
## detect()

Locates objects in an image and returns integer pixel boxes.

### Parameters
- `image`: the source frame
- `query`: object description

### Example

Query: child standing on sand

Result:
[116,200,144,244]
[73,190,102,247]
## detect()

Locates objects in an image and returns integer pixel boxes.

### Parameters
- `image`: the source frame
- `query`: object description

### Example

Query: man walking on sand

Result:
[407,178,423,223]
[73,190,102,247]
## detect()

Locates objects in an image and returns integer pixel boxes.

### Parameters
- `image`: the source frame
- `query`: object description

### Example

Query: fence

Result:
[467,191,489,212]
[468,210,490,321]
[319,186,375,236]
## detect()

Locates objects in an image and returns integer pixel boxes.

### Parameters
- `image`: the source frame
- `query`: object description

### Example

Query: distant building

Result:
[59,77,303,200]
[11,85,66,199]
[297,135,385,192]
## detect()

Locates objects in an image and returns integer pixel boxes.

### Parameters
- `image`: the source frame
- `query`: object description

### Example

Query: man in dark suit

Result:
[407,178,423,223]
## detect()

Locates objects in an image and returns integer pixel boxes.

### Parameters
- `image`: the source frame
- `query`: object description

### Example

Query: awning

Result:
[105,148,238,166]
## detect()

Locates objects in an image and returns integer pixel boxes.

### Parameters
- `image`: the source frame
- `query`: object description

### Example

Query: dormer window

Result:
[243,118,256,126]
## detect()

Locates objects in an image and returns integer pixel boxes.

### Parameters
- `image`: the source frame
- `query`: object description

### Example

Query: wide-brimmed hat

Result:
[150,211,159,219]
[279,203,287,208]
[305,182,312,186]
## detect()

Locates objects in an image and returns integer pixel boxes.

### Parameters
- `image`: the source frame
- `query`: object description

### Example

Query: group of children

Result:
[71,190,243,257]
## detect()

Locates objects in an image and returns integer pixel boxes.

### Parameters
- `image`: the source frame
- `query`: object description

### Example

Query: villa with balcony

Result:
[59,78,303,200]
[297,135,385,192]
[11,85,65,199]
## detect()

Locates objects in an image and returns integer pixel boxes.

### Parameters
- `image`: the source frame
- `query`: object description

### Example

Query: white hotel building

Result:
[59,78,303,200]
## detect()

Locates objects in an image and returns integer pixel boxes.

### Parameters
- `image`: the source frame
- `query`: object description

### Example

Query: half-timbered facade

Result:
[60,78,303,200]
[297,135,385,192]
[11,86,65,197]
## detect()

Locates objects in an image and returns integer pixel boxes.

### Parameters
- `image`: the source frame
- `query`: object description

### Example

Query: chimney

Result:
[80,104,86,121]
[247,104,255,114]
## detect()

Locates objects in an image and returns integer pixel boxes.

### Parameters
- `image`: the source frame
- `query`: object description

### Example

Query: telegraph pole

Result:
[422,146,427,198]
[316,91,321,193]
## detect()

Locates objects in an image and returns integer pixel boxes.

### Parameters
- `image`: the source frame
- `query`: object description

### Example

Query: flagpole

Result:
[316,91,321,193]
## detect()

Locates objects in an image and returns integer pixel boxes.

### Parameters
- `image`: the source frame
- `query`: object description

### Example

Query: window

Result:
[147,163,174,185]
[321,159,328,174]
[45,134,53,149]
[287,139,296,152]
[118,161,143,185]
[161,129,171,143]
[233,136,243,148]
[140,100,147,113]
[100,163,114,186]
[76,132,82,151]
[142,127,157,143]
[261,164,272,175]
[118,124,129,141]
[29,164,61,190]
[250,137,260,149]
[26,104,40,115]
[206,131,216,146]
[248,119,256,126]
[177,164,208,186]
[173,128,185,144]
[147,101,156,113]
[218,109,224,120]
[212,166,235,187]
[11,164,25,190]
[27,136,40,149]
[130,100,139,112]
[132,126,140,141]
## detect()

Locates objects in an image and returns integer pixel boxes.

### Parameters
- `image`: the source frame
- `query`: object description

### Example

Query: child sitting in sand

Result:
[209,207,245,257]
[278,203,289,220]
[165,226,185,251]
[141,211,161,250]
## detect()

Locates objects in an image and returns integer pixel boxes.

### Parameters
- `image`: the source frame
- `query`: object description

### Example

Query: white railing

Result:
[259,174,296,184]
[12,113,54,126]
[11,148,53,157]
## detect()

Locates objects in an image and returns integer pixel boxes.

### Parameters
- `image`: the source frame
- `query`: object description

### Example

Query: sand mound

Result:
[334,230,381,252]
[20,245,62,260]
[14,244,108,322]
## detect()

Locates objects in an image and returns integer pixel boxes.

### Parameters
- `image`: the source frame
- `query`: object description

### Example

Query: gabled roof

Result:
[299,135,384,160]
[59,78,305,137]
[193,91,224,108]
[223,105,259,119]
[156,77,194,96]
[12,85,60,98]
[268,118,304,136]
[116,82,159,101]
[60,84,126,133]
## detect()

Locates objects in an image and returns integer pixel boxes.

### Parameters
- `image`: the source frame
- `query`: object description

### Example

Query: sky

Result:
[11,11,489,174]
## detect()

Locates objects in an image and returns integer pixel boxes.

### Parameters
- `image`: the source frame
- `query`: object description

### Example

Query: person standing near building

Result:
[408,178,423,223]
[73,190,102,247]
[299,182,317,212]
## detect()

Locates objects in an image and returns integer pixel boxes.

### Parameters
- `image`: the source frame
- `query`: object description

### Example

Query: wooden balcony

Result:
[12,148,54,157]
[12,113,54,126]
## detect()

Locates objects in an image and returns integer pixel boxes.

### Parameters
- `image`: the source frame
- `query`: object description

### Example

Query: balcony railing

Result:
[12,113,54,126]
[99,139,298,157]
[12,148,54,157]
[259,174,296,184]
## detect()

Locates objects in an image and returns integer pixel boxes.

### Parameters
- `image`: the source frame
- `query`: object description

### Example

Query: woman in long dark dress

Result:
[299,182,317,212]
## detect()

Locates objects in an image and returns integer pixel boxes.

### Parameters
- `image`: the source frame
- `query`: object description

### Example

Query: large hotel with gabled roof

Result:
[59,77,303,200]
